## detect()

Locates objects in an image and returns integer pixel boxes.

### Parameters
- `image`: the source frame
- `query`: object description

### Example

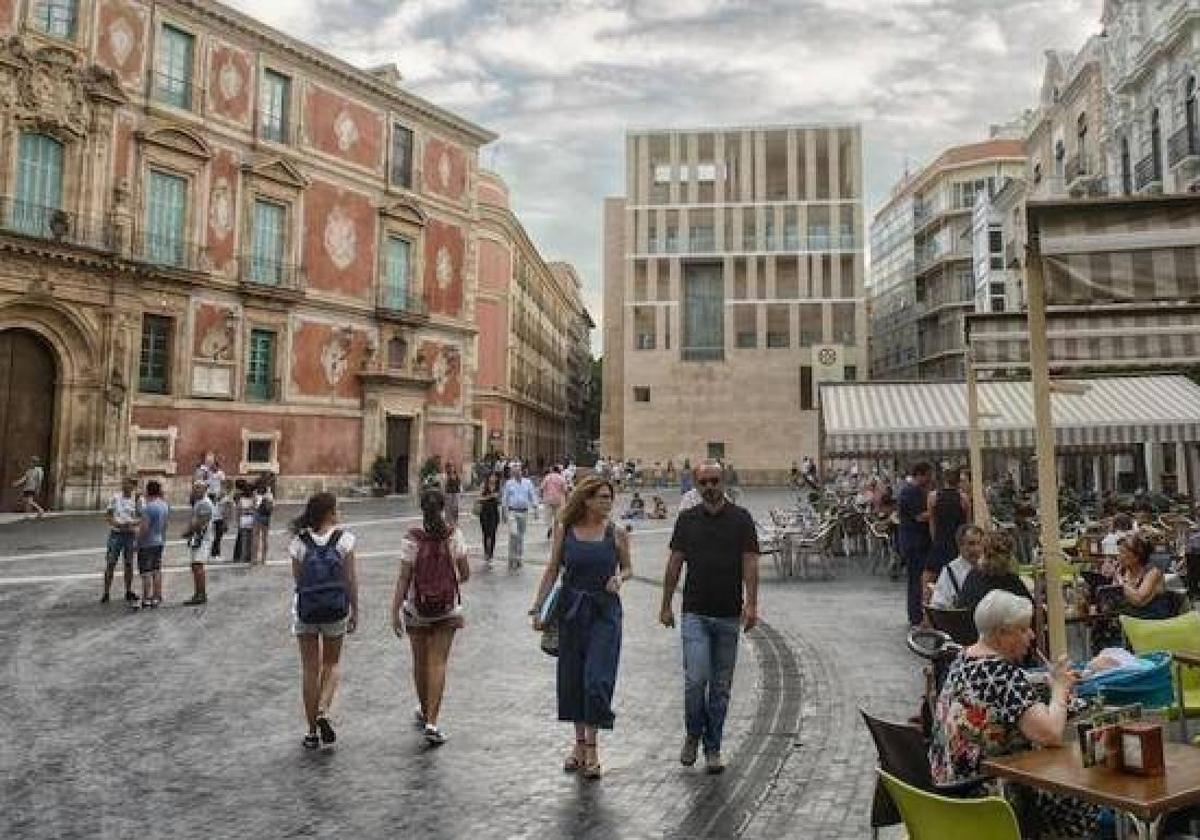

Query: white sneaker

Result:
[424,723,447,746]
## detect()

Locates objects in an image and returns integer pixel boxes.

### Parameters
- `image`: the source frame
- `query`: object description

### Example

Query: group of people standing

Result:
[288,461,761,781]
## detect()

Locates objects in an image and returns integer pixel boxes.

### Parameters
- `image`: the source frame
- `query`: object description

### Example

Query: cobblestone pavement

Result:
[1,490,918,839]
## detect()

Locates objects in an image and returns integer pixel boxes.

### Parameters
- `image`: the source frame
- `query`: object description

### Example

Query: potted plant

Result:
[370,455,394,497]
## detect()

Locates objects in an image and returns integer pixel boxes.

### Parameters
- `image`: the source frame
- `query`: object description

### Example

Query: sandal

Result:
[564,738,586,772]
[582,740,602,780]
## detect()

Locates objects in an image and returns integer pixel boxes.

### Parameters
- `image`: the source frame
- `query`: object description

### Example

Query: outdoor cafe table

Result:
[983,743,1200,839]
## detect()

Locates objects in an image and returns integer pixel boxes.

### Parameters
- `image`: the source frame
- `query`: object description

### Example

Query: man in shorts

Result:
[11,455,45,518]
[185,480,215,606]
[136,480,169,609]
[102,477,141,604]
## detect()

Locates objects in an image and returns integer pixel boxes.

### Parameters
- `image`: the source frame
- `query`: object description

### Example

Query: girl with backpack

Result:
[391,488,470,746]
[530,475,630,779]
[289,492,359,750]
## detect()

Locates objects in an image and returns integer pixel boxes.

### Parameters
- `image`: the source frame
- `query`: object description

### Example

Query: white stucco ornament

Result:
[435,245,454,289]
[333,110,359,151]
[217,59,242,102]
[438,149,452,190]
[108,19,134,66]
[209,177,232,238]
[320,336,350,386]
[431,350,449,395]
[323,205,357,270]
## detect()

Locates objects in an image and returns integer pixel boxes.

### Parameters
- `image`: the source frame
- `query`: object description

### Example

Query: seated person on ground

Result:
[929,524,985,610]
[930,590,1099,839]
[622,492,646,520]
[957,530,1033,617]
[649,495,667,520]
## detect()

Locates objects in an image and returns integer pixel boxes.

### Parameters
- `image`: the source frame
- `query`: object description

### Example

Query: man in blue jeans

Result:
[660,462,760,774]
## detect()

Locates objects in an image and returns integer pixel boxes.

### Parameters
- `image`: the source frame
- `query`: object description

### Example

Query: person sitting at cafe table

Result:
[929,523,985,610]
[930,590,1100,839]
[957,530,1033,617]
[1115,533,1174,620]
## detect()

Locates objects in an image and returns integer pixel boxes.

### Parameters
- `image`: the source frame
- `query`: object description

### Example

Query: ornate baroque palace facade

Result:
[0,0,503,508]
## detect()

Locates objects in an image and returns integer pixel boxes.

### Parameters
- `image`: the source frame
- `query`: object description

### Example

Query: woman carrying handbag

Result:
[531,475,631,779]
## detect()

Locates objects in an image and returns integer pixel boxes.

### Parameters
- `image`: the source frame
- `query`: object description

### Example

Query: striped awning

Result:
[820,375,1200,457]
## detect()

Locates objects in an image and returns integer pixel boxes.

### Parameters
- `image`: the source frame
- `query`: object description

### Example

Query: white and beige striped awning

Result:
[820,375,1200,457]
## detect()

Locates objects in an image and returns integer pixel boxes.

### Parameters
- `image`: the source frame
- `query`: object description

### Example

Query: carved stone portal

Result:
[0,37,125,137]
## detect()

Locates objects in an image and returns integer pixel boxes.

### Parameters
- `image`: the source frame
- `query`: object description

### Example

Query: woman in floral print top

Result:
[930,590,1100,838]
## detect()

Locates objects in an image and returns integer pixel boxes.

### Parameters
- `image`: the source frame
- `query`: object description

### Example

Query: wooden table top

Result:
[983,743,1200,821]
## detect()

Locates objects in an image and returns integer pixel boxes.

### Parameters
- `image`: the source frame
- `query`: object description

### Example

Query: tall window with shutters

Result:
[259,70,290,143]
[391,124,414,188]
[34,0,76,38]
[139,315,172,394]
[382,235,411,308]
[249,199,286,284]
[145,170,187,266]
[245,330,276,400]
[155,25,194,109]
[12,133,64,236]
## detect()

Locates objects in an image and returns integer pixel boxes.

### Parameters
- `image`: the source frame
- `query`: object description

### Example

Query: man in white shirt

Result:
[929,524,985,610]
[502,463,538,570]
[1101,513,1134,558]
[102,477,142,604]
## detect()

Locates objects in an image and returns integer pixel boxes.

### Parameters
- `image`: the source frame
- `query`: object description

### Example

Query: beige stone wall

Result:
[600,196,626,457]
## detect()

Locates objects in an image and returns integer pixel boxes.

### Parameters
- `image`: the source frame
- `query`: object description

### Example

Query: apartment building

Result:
[475,171,592,469]
[869,138,1026,381]
[601,125,868,482]
[0,0,497,507]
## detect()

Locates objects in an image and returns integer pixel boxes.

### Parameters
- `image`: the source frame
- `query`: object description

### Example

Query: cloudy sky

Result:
[228,0,1102,350]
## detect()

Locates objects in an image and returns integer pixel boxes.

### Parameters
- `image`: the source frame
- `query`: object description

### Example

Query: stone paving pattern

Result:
[0,491,918,839]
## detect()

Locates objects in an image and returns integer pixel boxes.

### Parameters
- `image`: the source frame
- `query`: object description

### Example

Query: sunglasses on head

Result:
[697,478,722,487]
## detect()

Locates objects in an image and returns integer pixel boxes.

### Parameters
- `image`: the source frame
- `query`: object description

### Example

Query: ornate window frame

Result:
[240,428,281,475]
[240,157,307,281]
[25,0,93,51]
[378,198,426,305]
[130,425,178,474]
[134,125,211,263]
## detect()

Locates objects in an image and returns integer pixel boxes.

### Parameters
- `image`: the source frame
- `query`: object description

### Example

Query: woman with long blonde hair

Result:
[530,475,631,779]
[958,529,1033,617]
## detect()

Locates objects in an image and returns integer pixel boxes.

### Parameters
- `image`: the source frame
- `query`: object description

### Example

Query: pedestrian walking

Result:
[477,473,501,566]
[11,455,45,518]
[680,460,694,496]
[444,463,462,526]
[502,463,538,571]
[289,492,359,750]
[184,481,215,605]
[211,481,234,561]
[659,462,759,775]
[899,462,934,628]
[540,465,568,539]
[233,480,255,563]
[136,480,169,609]
[925,466,971,610]
[252,475,274,564]
[205,456,225,501]
[531,475,630,779]
[391,489,470,746]
[101,477,141,604]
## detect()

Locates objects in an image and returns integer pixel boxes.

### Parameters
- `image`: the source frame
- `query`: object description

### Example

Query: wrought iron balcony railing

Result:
[1134,154,1162,191]
[1168,125,1200,168]
[238,255,304,291]
[134,232,209,272]
[153,72,195,110]
[376,285,428,318]
[0,197,115,251]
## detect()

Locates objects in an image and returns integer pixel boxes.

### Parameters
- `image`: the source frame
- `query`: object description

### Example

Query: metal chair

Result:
[926,606,978,646]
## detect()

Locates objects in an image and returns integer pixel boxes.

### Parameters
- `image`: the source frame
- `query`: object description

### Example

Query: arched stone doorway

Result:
[0,328,56,511]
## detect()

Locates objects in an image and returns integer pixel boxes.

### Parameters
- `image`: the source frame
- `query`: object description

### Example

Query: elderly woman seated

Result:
[930,590,1099,839]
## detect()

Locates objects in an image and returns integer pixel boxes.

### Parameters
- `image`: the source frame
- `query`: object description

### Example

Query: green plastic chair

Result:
[1120,612,1200,740]
[879,770,1020,840]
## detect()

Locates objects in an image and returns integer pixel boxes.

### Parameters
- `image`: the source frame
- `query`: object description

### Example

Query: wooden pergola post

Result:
[1026,218,1067,661]
[966,353,990,529]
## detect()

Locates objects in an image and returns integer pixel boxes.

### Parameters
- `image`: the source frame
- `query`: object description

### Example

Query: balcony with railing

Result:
[237,254,304,296]
[376,284,428,322]
[1168,125,1200,169]
[152,72,195,110]
[1134,154,1162,192]
[0,198,114,252]
[134,231,209,273]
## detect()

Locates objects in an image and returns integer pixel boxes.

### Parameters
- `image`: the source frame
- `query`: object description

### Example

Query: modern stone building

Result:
[474,168,592,469]
[869,138,1026,381]
[0,0,507,508]
[601,124,868,482]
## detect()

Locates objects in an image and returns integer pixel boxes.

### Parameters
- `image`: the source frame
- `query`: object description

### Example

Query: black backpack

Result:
[296,530,349,623]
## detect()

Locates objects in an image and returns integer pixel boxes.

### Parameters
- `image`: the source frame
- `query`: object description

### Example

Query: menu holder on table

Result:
[1120,722,1166,777]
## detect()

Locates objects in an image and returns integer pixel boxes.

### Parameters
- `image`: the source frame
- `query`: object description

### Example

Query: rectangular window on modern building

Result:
[249,199,285,283]
[799,303,823,347]
[633,306,656,350]
[767,304,790,348]
[155,24,194,109]
[34,0,76,38]
[707,441,725,460]
[12,132,64,236]
[800,365,814,410]
[734,304,757,348]
[382,235,411,309]
[259,70,290,143]
[844,365,857,382]
[682,264,724,361]
[832,302,856,346]
[145,170,187,266]
[391,124,414,188]
[139,315,172,394]
[246,329,276,400]
[633,386,650,403]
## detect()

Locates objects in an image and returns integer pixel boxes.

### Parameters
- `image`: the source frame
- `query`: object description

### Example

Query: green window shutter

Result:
[138,315,171,394]
[146,171,187,266]
[391,124,413,188]
[251,200,285,284]
[35,0,77,37]
[260,71,289,143]
[246,330,275,399]
[157,25,193,108]
[13,133,64,236]
[383,236,410,308]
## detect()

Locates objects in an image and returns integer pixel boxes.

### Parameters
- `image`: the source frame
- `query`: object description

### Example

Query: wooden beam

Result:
[966,356,990,528]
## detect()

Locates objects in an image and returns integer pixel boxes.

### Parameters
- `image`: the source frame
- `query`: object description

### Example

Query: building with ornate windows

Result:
[0,0,503,508]
[601,125,868,482]
[474,170,593,470]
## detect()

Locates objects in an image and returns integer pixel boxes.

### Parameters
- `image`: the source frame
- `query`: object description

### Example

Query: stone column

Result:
[1177,441,1190,496]
[1092,455,1104,494]
[1144,442,1163,492]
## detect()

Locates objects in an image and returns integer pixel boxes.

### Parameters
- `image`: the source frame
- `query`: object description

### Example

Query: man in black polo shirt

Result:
[660,462,760,774]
